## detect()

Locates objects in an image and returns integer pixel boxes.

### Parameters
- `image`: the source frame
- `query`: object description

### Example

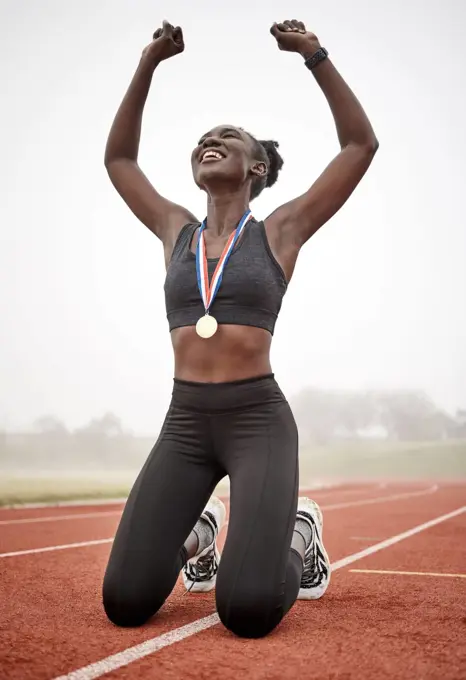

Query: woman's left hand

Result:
[270,20,320,57]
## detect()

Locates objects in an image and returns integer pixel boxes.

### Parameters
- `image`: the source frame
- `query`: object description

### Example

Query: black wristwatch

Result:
[304,47,329,71]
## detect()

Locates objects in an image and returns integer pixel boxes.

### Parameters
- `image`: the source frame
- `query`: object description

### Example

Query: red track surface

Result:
[1,482,465,679]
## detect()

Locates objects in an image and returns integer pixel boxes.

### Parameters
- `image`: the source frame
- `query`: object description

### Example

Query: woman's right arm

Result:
[104,22,197,246]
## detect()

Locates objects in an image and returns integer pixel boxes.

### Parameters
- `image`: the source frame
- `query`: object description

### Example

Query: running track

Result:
[1,482,465,679]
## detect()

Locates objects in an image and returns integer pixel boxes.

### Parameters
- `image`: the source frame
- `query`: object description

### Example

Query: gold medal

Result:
[195,314,218,339]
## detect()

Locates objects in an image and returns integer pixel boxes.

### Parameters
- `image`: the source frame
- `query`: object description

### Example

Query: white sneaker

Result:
[182,496,226,593]
[297,497,331,600]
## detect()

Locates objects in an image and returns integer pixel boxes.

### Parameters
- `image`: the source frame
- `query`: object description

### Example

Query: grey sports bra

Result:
[164,218,287,334]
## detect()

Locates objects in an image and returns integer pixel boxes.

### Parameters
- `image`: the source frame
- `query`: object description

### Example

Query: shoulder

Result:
[164,221,199,267]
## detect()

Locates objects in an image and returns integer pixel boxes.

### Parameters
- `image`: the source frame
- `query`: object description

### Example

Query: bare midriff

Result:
[170,324,272,383]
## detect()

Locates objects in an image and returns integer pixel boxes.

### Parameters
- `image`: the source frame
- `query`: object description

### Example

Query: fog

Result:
[1,0,465,439]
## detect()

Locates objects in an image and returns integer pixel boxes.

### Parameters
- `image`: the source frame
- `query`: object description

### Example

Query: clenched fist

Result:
[142,20,184,65]
[270,20,321,58]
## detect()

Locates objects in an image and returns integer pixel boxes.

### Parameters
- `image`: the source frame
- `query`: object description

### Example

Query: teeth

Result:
[202,150,223,161]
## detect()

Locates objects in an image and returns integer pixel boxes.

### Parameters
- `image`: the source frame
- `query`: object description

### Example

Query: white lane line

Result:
[0,522,226,559]
[330,505,465,570]
[51,504,466,680]
[308,483,382,500]
[0,511,122,526]
[0,485,439,557]
[53,614,220,680]
[0,539,113,559]
[321,484,438,511]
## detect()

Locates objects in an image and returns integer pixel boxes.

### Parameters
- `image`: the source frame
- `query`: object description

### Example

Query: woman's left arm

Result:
[266,20,379,247]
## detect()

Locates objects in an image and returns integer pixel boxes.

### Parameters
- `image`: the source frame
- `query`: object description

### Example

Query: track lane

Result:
[1,484,464,680]
[0,483,433,555]
[108,492,465,680]
[0,516,120,555]
[0,503,126,523]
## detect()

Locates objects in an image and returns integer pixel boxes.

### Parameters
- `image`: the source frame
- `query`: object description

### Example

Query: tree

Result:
[291,387,454,442]
[32,415,68,434]
[74,412,127,438]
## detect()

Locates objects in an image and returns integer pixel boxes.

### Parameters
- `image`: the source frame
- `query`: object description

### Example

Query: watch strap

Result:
[304,47,329,70]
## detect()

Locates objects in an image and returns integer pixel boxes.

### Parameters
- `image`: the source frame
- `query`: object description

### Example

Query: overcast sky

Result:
[1,0,465,434]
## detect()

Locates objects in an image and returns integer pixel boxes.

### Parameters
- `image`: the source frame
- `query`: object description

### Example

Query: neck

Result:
[205,189,250,236]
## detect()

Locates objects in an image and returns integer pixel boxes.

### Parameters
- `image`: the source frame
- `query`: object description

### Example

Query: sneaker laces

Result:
[183,511,218,594]
[184,550,218,592]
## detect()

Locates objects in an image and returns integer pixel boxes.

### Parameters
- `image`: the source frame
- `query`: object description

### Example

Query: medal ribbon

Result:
[196,210,253,314]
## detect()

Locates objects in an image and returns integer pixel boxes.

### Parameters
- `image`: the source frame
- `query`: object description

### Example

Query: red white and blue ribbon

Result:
[196,210,253,314]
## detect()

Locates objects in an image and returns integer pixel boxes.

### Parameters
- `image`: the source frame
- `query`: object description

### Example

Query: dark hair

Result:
[243,131,284,200]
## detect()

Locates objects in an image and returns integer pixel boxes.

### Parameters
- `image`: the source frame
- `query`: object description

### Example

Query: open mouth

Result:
[201,149,225,163]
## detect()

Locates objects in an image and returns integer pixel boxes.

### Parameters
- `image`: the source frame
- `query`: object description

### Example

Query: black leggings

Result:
[103,374,303,638]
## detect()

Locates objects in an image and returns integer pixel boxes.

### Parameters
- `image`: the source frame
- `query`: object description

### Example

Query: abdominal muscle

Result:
[170,324,273,383]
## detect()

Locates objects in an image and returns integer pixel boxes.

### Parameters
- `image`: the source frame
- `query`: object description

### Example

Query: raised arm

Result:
[105,21,198,249]
[266,20,379,250]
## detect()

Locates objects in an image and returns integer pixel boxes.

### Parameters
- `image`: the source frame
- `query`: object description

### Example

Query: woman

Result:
[102,19,378,639]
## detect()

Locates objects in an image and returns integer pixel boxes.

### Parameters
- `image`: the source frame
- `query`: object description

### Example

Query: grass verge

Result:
[1,441,464,506]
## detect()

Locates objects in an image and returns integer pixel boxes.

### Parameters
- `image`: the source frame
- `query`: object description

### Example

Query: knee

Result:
[102,574,163,628]
[216,588,280,639]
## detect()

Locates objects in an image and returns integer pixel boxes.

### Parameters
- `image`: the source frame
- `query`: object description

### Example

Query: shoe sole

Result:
[297,499,331,600]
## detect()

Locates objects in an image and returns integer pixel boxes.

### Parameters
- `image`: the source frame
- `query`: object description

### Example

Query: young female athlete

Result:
[102,18,378,639]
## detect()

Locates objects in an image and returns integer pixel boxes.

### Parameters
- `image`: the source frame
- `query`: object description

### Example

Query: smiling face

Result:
[191,125,267,196]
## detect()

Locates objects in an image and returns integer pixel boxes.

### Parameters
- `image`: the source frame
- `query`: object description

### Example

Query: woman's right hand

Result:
[142,20,185,64]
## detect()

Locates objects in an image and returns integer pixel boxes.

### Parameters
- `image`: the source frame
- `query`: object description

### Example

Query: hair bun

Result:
[259,140,284,188]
